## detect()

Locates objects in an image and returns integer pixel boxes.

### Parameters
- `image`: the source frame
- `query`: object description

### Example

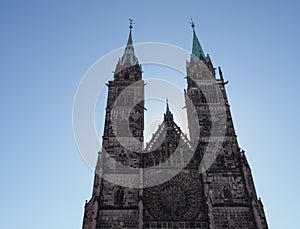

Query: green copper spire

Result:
[192,28,205,60]
[166,98,171,115]
[190,20,210,63]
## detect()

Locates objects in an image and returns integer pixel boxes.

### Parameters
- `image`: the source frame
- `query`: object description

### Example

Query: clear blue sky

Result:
[1,1,299,228]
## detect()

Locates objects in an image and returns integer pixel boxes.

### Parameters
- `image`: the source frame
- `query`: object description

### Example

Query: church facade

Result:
[82,23,268,229]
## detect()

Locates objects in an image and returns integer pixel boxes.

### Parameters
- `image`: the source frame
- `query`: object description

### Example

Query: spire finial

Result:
[129,18,133,30]
[166,98,171,115]
[190,18,195,29]
[126,19,134,46]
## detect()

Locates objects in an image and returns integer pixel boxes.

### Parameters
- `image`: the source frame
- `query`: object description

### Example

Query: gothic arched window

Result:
[118,150,128,165]
[223,186,233,201]
[115,187,124,204]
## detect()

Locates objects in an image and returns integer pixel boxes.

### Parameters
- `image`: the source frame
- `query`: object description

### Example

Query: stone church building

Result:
[81,22,268,229]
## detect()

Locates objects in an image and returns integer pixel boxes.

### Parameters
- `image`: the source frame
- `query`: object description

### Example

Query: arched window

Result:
[200,91,207,103]
[223,186,233,201]
[118,150,128,165]
[115,187,124,204]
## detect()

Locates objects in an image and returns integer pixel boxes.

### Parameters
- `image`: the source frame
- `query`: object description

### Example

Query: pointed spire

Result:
[123,19,135,58]
[190,19,205,61]
[126,28,133,46]
[164,98,173,122]
[126,19,133,47]
[116,19,138,70]
[190,19,212,63]
[166,98,171,115]
[122,27,135,57]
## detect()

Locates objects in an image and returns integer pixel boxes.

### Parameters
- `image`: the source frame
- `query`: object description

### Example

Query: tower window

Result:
[115,187,124,204]
[223,186,233,201]
[118,150,128,165]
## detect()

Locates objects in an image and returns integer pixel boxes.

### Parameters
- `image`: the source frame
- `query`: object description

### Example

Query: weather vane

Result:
[129,18,134,29]
[190,18,195,28]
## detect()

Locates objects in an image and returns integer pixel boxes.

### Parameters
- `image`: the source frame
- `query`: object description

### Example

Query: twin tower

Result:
[82,23,268,229]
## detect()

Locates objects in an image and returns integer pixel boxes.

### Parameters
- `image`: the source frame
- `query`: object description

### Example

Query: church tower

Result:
[82,22,144,228]
[185,22,268,228]
[82,22,269,229]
